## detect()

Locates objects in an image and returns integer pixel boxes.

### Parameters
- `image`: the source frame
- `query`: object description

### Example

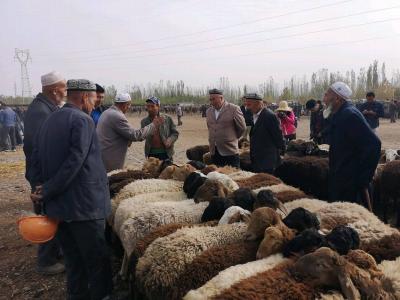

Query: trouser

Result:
[0,125,9,150]
[284,133,296,142]
[241,126,252,140]
[212,147,240,168]
[57,219,113,300]
[5,126,16,150]
[390,113,397,123]
[177,115,182,126]
[38,236,62,267]
[148,152,170,161]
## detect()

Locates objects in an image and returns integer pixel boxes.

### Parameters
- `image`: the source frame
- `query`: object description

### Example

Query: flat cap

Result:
[67,79,96,92]
[209,88,223,95]
[146,96,160,105]
[244,93,262,101]
[41,71,64,87]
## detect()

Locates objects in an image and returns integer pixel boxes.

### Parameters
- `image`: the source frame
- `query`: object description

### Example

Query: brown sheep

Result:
[164,241,259,300]
[203,152,212,165]
[193,179,230,203]
[235,173,282,189]
[142,157,163,177]
[256,223,296,259]
[239,149,252,171]
[108,170,152,197]
[201,165,240,175]
[159,164,196,181]
[360,233,400,263]
[274,190,311,204]
[186,145,210,162]
[380,160,400,226]
[201,164,218,175]
[245,207,282,241]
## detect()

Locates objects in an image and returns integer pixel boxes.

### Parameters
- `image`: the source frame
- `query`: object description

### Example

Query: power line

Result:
[56,17,400,64]
[35,0,353,56]
[39,4,400,63]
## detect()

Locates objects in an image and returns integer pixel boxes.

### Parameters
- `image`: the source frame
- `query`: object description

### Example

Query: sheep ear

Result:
[241,214,251,224]
[217,186,229,198]
[337,270,360,300]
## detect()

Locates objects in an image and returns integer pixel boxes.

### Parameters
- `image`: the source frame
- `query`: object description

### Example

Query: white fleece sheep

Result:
[183,253,287,300]
[119,200,209,256]
[107,168,127,177]
[379,256,400,298]
[218,206,251,225]
[206,171,239,192]
[227,170,255,180]
[279,198,329,217]
[111,179,183,216]
[136,223,247,300]
[113,191,188,234]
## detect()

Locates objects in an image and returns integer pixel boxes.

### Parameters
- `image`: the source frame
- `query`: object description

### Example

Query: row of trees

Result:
[3,60,400,105]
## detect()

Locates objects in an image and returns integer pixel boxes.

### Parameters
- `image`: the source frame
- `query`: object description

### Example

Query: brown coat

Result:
[206,101,246,156]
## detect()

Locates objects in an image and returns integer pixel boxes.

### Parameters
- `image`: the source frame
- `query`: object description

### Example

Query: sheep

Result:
[227,187,257,211]
[202,152,212,165]
[239,148,252,171]
[256,222,296,259]
[218,206,251,225]
[326,225,360,255]
[292,247,395,300]
[183,253,288,300]
[183,172,207,199]
[158,164,196,181]
[235,173,283,189]
[107,168,127,177]
[135,223,247,300]
[379,149,400,163]
[286,139,320,156]
[274,156,329,199]
[274,189,312,204]
[113,191,188,233]
[187,160,206,170]
[360,233,400,263]
[142,157,163,177]
[283,229,327,257]
[159,241,260,300]
[378,256,400,299]
[282,207,320,233]
[254,182,305,195]
[201,197,234,222]
[206,171,239,192]
[254,190,287,215]
[200,164,218,175]
[238,137,250,149]
[193,179,229,203]
[108,169,152,197]
[226,170,256,180]
[119,200,209,256]
[379,160,400,226]
[282,198,330,216]
[244,207,282,241]
[186,145,210,162]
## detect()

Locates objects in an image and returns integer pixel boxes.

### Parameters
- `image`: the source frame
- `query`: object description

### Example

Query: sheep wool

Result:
[136,223,247,300]
[113,191,188,234]
[281,198,329,217]
[227,170,255,181]
[107,168,127,177]
[378,256,400,299]
[218,206,251,225]
[119,200,209,256]
[206,171,239,192]
[183,254,287,300]
[254,183,304,195]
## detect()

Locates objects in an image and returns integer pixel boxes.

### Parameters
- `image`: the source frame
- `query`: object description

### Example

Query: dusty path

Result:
[0,115,399,299]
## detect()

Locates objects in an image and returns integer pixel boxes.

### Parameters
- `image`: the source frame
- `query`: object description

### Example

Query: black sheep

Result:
[187,160,206,170]
[283,229,326,257]
[255,190,287,215]
[186,145,210,162]
[228,188,257,212]
[201,197,234,222]
[326,225,360,255]
[183,172,207,199]
[283,207,320,233]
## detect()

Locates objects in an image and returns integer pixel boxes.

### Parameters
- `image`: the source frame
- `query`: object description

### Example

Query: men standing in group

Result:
[206,89,246,168]
[324,82,381,210]
[23,71,66,275]
[141,96,179,161]
[90,84,106,126]
[30,79,113,300]
[306,99,326,144]
[245,93,285,174]
[358,91,384,133]
[240,96,253,140]
[176,103,183,126]
[97,93,161,172]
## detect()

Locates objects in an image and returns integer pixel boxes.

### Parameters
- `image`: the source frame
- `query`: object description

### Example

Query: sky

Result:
[1,0,400,96]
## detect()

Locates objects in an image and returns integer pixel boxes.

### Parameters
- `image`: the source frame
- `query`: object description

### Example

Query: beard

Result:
[323,104,332,119]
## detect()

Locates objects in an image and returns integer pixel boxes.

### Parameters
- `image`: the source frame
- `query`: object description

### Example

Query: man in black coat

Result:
[30,79,113,300]
[23,71,66,275]
[239,96,253,140]
[324,82,381,209]
[245,93,285,174]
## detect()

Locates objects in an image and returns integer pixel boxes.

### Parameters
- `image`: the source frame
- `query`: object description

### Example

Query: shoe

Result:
[36,262,65,275]
[4,149,12,152]
[11,149,16,152]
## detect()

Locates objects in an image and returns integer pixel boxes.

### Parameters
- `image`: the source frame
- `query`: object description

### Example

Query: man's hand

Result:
[164,138,173,148]
[362,109,368,115]
[30,185,43,204]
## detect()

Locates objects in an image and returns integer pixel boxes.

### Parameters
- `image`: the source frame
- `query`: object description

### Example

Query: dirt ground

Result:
[0,115,399,299]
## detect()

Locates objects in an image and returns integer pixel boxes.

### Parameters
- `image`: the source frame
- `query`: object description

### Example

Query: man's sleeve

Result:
[114,114,154,141]
[233,106,246,138]
[265,113,285,150]
[168,117,179,142]
[346,114,381,188]
[41,117,94,199]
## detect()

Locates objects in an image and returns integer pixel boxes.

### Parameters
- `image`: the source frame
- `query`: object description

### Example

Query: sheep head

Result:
[158,165,176,179]
[245,207,281,241]
[282,207,320,232]
[228,188,257,211]
[257,222,296,259]
[201,197,234,222]
[142,157,162,176]
[292,247,361,300]
[254,190,288,215]
[194,179,229,203]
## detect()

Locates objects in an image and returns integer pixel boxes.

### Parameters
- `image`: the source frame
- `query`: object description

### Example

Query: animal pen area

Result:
[2,114,400,300]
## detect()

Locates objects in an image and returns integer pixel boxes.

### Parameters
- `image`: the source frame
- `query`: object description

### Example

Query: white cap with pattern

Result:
[330,82,352,100]
[41,71,64,87]
[115,93,131,103]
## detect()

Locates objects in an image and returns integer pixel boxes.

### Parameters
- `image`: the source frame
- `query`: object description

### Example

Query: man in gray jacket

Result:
[97,93,162,172]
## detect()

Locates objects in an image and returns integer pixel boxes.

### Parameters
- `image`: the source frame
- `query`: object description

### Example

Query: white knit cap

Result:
[41,71,64,87]
[330,82,352,100]
[115,93,131,103]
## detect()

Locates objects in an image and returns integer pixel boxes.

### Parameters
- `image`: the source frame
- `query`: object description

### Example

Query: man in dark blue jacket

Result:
[324,82,381,209]
[30,79,113,300]
[24,71,66,275]
[358,91,384,132]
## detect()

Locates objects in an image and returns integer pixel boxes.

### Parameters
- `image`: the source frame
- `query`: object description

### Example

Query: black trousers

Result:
[212,147,240,168]
[38,236,62,267]
[148,152,169,161]
[57,219,113,300]
[5,126,16,150]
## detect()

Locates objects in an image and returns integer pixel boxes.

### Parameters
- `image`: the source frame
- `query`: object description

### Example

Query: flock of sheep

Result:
[106,141,400,300]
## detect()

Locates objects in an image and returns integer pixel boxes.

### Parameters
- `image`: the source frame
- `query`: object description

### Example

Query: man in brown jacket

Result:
[206,89,246,168]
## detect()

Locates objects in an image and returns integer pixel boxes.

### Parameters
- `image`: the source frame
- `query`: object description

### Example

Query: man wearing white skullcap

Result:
[23,71,67,275]
[97,93,163,172]
[324,82,381,211]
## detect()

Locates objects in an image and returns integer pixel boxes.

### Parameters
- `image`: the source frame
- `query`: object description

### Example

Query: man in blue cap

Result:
[141,96,179,161]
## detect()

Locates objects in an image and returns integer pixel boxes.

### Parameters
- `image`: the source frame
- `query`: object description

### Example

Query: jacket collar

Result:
[35,93,59,112]
[251,107,265,133]
[213,101,228,120]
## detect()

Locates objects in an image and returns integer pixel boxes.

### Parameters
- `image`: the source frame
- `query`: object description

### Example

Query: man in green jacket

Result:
[141,96,179,161]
